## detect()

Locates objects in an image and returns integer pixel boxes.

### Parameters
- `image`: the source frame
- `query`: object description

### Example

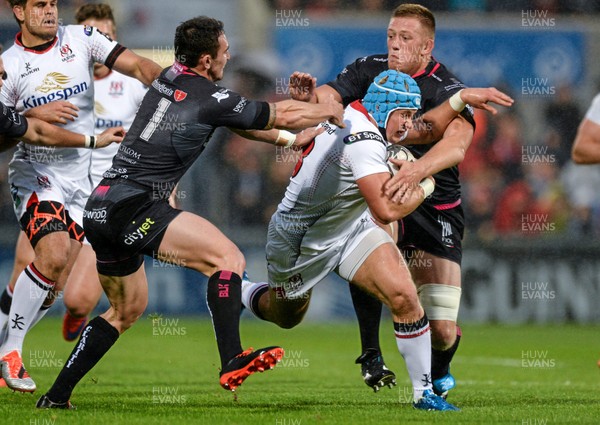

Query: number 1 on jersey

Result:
[140,97,172,141]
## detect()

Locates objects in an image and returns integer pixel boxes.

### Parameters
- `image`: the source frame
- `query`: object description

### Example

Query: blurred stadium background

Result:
[1,0,599,324]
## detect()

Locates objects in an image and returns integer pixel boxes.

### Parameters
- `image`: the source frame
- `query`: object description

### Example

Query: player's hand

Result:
[289,72,316,102]
[460,88,514,115]
[292,126,325,150]
[24,101,79,124]
[390,180,427,206]
[96,126,125,148]
[384,159,428,203]
[325,94,345,128]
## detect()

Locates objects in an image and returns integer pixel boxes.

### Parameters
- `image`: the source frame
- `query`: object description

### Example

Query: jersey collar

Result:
[411,58,440,79]
[15,32,57,54]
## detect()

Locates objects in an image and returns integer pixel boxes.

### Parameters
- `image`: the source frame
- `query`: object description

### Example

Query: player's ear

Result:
[12,5,26,25]
[423,38,434,56]
[198,53,211,70]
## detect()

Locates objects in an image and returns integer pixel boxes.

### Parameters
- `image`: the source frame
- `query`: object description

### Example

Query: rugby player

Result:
[0,0,162,393]
[240,70,507,411]
[0,4,150,347]
[36,16,344,409]
[289,3,513,396]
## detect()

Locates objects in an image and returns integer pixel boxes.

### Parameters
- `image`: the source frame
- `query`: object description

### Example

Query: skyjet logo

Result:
[124,218,156,245]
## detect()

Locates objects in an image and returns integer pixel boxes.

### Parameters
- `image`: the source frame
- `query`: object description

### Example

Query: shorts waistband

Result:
[432,199,461,211]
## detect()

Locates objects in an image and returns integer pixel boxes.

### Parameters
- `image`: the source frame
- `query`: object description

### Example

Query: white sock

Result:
[28,304,52,330]
[0,264,54,356]
[240,273,268,319]
[394,315,432,402]
[0,285,14,345]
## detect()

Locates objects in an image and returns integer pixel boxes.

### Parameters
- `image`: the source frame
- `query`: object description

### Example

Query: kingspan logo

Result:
[23,72,89,108]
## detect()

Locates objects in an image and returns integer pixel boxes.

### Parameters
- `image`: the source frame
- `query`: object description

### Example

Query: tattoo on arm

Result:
[265,103,276,130]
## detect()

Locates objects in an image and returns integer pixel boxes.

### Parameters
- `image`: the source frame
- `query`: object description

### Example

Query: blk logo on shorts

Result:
[437,215,454,248]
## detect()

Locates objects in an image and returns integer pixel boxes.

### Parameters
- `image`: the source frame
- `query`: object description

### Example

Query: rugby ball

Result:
[387,145,415,175]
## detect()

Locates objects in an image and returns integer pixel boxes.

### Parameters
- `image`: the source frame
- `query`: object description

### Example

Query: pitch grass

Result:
[3,317,600,424]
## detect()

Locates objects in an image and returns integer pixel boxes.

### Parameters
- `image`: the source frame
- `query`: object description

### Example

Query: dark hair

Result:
[6,0,27,7]
[75,3,115,26]
[391,3,436,37]
[174,16,224,67]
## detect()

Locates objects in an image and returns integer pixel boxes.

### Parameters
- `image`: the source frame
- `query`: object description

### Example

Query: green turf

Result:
[3,317,599,424]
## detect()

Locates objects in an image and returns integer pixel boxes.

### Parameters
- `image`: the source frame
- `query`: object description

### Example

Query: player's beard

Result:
[24,15,58,42]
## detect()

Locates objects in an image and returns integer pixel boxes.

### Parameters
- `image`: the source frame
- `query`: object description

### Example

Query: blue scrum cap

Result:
[362,70,421,129]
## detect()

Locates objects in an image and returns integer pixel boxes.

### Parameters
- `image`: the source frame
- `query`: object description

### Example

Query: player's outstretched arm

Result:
[231,126,325,150]
[358,172,434,224]
[406,88,514,145]
[572,118,600,164]
[112,49,163,86]
[269,95,345,129]
[0,118,125,150]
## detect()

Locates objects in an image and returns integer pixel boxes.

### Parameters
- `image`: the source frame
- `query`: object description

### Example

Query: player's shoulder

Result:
[1,43,20,62]
[360,54,388,64]
[347,54,388,72]
[425,60,467,89]
[62,24,113,42]
[341,102,385,147]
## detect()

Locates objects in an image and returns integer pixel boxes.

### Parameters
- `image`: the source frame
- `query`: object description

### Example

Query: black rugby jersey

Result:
[327,55,475,205]
[0,101,28,139]
[103,62,271,189]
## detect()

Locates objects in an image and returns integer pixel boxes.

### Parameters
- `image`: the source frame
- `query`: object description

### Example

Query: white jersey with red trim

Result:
[0,25,120,178]
[271,101,390,253]
[91,71,147,185]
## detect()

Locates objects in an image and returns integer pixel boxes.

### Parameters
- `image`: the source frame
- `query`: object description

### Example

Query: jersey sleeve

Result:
[326,57,375,107]
[208,87,270,130]
[0,54,17,108]
[585,93,600,125]
[342,131,389,181]
[0,102,28,138]
[76,25,124,69]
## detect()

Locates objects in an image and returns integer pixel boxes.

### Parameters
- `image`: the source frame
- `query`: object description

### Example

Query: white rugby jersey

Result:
[1,25,122,178]
[91,70,147,184]
[272,100,389,250]
[585,93,600,125]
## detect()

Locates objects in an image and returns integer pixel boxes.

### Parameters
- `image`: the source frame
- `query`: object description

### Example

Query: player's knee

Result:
[430,322,456,350]
[417,284,461,322]
[34,244,71,280]
[64,290,97,316]
[388,290,420,317]
[66,302,92,318]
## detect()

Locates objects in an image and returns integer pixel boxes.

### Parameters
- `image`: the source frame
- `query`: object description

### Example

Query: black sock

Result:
[46,316,119,403]
[0,287,12,314]
[431,325,462,380]
[349,284,382,353]
[206,270,243,368]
